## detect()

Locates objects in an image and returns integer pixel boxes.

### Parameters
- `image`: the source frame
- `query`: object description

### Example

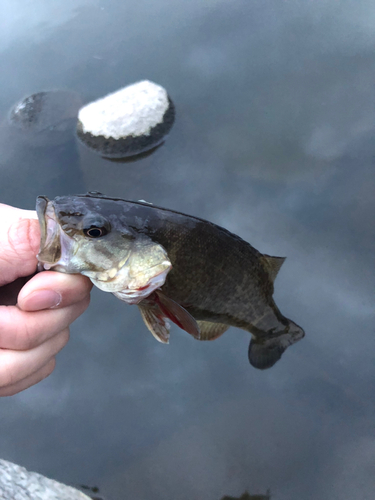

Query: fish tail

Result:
[248,319,305,370]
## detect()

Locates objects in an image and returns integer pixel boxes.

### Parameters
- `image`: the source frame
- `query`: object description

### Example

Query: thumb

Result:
[0,204,40,286]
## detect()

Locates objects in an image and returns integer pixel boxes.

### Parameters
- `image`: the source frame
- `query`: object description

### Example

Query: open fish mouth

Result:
[36,196,73,271]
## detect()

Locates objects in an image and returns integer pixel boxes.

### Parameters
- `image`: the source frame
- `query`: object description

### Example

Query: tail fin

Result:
[248,320,305,369]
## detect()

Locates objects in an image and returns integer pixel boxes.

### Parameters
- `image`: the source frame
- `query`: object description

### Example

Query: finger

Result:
[0,328,69,390]
[0,297,89,350]
[18,272,93,312]
[0,276,31,306]
[0,204,37,221]
[0,216,40,286]
[0,358,56,397]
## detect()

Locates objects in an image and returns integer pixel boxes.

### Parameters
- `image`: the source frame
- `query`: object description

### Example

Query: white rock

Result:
[0,459,93,500]
[78,80,170,139]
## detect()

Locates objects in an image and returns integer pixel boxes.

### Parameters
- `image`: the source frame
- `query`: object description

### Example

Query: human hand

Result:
[0,204,92,396]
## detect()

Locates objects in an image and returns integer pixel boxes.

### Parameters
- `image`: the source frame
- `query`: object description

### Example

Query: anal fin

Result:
[196,321,229,341]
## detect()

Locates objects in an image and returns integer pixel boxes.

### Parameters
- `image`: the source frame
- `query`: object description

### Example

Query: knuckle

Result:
[0,307,34,350]
[38,358,56,381]
[82,276,94,293]
[0,357,17,389]
[80,295,91,311]
[67,277,93,305]
[55,329,70,351]
[16,312,39,349]
[21,322,38,350]
[61,328,70,344]
[0,308,10,341]
[0,386,20,397]
[16,316,37,351]
[45,357,56,375]
[69,296,90,318]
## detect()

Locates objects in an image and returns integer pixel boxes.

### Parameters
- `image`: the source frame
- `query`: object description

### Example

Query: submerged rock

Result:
[0,90,84,208]
[8,90,82,147]
[76,80,175,158]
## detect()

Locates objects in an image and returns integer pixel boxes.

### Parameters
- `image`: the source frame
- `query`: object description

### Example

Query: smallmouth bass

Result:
[36,192,304,369]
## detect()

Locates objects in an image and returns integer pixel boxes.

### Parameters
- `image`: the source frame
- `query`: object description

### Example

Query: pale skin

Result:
[0,204,92,396]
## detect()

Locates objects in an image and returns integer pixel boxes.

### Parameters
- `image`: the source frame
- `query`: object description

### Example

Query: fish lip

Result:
[36,196,49,251]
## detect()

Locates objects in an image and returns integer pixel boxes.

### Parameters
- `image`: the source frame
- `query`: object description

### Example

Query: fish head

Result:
[36,195,172,302]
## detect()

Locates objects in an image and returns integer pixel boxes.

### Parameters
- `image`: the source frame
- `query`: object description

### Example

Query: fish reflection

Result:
[36,192,304,369]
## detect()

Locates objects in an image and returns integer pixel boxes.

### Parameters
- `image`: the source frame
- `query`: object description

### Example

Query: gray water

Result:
[0,1,374,499]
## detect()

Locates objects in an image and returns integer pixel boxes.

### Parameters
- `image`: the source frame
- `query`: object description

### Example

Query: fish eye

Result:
[83,226,108,238]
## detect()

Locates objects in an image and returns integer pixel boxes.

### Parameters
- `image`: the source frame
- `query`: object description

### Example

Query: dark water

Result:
[1,1,374,499]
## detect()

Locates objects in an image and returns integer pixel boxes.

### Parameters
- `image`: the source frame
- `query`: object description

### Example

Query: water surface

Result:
[0,1,374,499]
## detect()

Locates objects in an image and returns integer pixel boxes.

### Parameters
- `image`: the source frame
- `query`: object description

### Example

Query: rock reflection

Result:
[102,141,165,163]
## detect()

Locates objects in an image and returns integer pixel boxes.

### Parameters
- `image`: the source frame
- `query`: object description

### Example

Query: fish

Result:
[36,192,305,369]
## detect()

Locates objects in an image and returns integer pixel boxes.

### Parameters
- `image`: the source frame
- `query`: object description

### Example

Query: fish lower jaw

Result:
[41,262,54,271]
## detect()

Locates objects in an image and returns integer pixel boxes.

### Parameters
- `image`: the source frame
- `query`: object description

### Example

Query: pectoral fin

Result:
[196,321,229,341]
[153,291,201,340]
[138,303,171,344]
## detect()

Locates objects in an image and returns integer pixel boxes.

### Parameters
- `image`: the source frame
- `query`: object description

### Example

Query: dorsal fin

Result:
[261,255,286,283]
